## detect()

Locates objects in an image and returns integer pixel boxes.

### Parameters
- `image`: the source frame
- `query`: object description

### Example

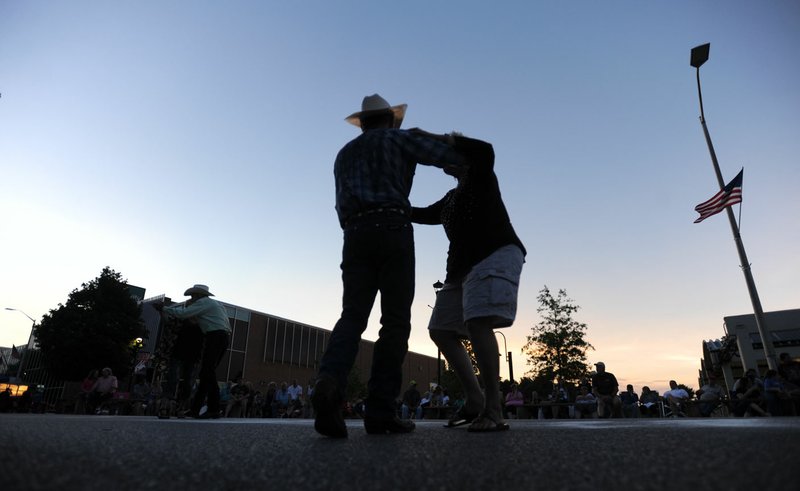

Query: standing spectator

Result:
[620,384,640,418]
[162,284,231,419]
[591,362,621,418]
[312,94,466,438]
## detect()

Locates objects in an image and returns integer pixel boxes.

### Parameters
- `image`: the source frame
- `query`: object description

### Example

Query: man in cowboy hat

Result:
[312,94,467,438]
[162,284,231,419]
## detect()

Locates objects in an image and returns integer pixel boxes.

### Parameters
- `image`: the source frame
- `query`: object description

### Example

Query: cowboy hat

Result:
[184,284,214,297]
[345,94,407,129]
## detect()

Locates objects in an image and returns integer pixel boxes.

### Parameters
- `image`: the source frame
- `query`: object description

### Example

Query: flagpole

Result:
[691,43,778,371]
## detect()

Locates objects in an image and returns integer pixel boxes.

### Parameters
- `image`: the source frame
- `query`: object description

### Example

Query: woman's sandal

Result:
[444,407,480,428]
[467,412,510,432]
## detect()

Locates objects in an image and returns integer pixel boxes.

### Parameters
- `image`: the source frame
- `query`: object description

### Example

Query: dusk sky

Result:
[2,1,798,395]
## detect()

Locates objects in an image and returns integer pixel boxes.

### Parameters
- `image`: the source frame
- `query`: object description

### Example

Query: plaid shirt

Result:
[334,128,465,228]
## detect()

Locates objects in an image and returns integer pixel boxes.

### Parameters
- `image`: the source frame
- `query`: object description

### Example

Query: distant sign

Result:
[127,285,146,301]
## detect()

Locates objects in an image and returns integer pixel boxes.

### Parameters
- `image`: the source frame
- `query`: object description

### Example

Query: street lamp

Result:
[493,330,514,383]
[432,281,443,386]
[5,308,35,325]
[4,307,37,382]
[128,337,145,391]
[690,43,778,370]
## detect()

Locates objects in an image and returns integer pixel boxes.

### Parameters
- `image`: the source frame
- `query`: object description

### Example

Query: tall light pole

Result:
[493,330,514,383]
[690,43,778,370]
[5,307,37,382]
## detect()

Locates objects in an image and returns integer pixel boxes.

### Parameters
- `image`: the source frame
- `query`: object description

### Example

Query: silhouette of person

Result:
[162,284,230,419]
[401,381,422,420]
[411,133,526,432]
[0,387,13,412]
[591,362,622,418]
[312,94,466,438]
[620,384,640,418]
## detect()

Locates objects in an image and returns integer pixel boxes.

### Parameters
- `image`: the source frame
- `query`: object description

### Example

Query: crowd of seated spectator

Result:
[46,353,800,420]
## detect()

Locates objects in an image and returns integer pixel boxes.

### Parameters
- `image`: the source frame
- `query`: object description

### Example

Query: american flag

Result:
[694,169,743,224]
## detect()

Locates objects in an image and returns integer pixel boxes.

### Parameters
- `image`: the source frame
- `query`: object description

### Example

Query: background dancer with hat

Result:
[161,284,231,419]
[312,94,467,438]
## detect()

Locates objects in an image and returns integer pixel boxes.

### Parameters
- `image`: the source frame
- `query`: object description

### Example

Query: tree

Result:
[34,267,147,381]
[523,286,594,387]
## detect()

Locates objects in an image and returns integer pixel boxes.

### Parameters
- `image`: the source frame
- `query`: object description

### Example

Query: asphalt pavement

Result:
[2,414,797,490]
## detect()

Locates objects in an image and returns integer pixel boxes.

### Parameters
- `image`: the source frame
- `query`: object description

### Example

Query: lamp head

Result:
[691,43,710,68]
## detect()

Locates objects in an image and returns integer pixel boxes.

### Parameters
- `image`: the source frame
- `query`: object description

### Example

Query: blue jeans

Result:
[319,214,415,418]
